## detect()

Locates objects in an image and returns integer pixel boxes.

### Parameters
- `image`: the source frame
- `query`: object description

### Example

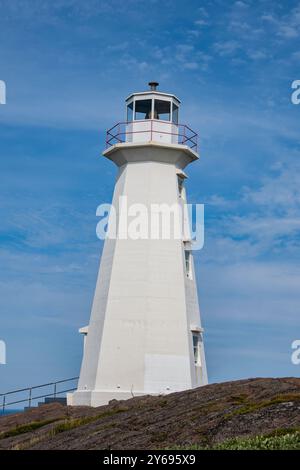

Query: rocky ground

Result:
[0,377,300,450]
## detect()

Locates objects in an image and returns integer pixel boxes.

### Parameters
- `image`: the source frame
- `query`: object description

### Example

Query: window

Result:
[127,102,133,121]
[192,332,201,365]
[172,103,179,124]
[154,99,171,121]
[135,99,152,120]
[177,176,184,198]
[185,250,192,278]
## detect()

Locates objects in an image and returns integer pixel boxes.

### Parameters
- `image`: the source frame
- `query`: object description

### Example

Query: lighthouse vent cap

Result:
[148,81,159,91]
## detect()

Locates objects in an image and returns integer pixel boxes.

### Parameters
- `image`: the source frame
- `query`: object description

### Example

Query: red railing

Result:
[105,120,198,152]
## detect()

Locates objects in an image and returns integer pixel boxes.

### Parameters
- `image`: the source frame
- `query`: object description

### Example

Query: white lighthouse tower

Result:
[68,82,208,407]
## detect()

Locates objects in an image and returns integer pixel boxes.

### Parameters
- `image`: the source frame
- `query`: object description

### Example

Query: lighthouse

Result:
[68,83,208,407]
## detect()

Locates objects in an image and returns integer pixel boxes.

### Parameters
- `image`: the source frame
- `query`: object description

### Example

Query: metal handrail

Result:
[105,120,198,151]
[0,377,79,413]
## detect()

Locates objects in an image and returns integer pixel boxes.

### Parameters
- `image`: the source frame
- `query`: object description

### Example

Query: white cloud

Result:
[247,50,268,60]
[243,162,300,212]
[206,195,234,208]
[201,159,300,264]
[234,1,248,8]
[107,42,129,52]
[261,4,300,39]
[278,25,299,38]
[183,62,199,70]
[292,51,300,60]
[194,19,209,26]
[214,40,240,56]
[199,260,300,326]
[261,14,277,23]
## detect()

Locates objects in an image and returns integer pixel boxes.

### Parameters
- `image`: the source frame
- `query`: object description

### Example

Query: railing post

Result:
[2,395,5,414]
[28,388,32,408]
[54,382,57,398]
[105,121,197,152]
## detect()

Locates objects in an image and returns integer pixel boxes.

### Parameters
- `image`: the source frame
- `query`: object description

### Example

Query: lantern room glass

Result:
[127,102,133,121]
[154,99,171,121]
[172,103,179,124]
[134,99,152,120]
[127,97,179,123]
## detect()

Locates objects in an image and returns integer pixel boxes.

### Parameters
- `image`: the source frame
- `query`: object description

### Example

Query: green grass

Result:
[50,407,129,436]
[169,429,300,451]
[0,419,60,440]
[0,406,130,445]
[213,431,300,450]
[225,393,300,419]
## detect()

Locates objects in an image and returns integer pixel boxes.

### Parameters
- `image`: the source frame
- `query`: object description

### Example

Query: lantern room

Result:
[105,83,198,153]
[125,82,181,145]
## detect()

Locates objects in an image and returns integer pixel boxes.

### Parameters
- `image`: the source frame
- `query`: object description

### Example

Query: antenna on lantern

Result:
[148,81,159,91]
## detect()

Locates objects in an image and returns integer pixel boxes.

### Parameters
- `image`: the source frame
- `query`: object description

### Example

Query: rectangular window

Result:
[192,332,201,365]
[172,103,179,124]
[177,176,184,198]
[154,99,171,121]
[127,102,133,121]
[135,99,152,120]
[185,250,191,278]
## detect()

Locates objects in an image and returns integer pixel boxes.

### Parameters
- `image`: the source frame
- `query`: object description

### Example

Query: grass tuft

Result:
[168,429,300,451]
[225,393,300,419]
[0,419,59,440]
[50,407,129,436]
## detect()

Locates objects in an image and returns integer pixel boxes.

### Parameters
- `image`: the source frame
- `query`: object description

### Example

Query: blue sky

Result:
[0,0,300,393]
